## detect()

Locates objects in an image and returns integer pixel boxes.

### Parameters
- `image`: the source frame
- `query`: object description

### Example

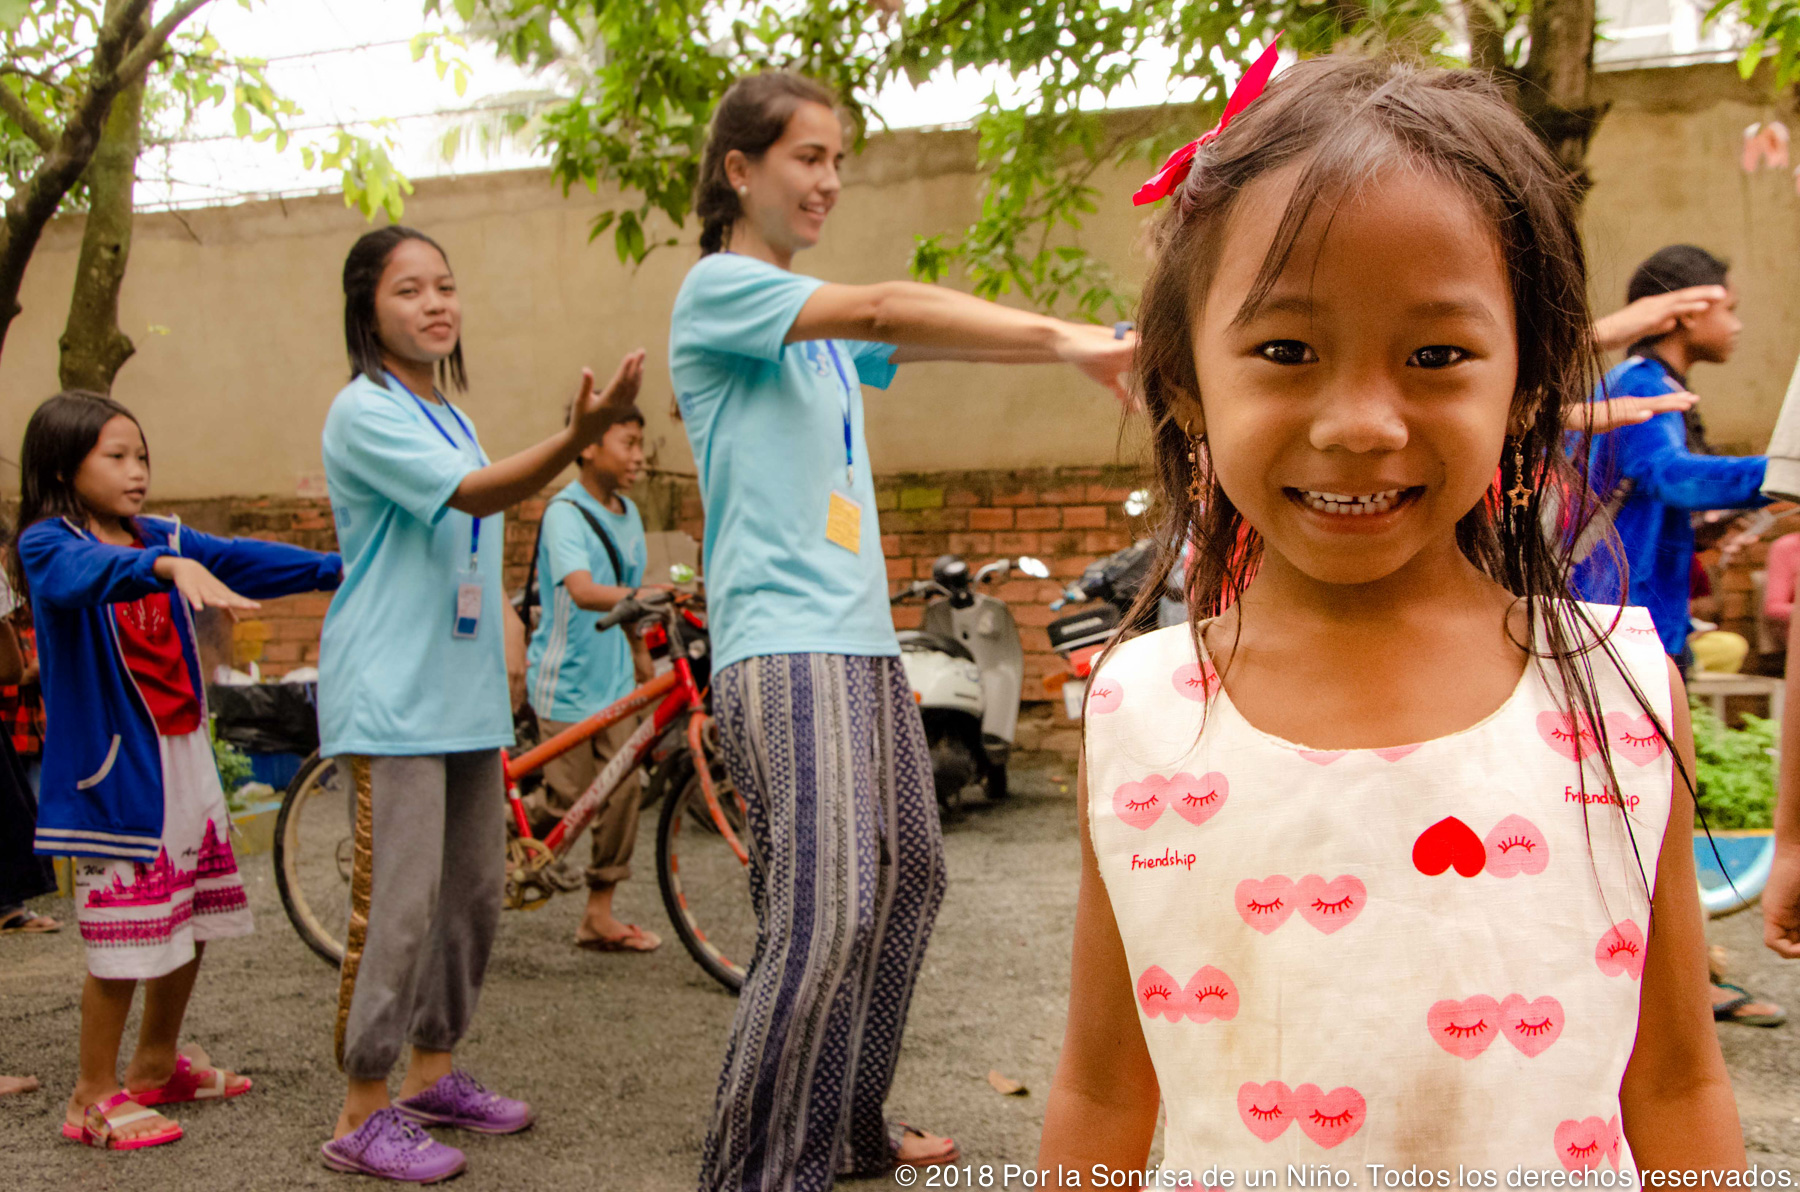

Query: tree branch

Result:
[116,0,215,86]
[0,85,55,151]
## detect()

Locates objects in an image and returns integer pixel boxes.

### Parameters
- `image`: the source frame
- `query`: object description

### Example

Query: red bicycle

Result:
[273,591,760,992]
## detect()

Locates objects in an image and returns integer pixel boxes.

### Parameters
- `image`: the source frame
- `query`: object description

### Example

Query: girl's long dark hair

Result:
[7,390,144,601]
[1118,54,1684,900]
[342,225,467,393]
[695,72,838,256]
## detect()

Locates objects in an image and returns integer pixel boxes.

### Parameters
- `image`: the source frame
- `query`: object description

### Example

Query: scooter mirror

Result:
[1016,556,1050,579]
[1124,489,1152,518]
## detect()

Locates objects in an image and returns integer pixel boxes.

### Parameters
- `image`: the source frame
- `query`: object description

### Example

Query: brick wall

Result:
[150,464,1152,757]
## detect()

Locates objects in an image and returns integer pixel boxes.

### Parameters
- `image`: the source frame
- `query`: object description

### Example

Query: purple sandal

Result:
[395,1071,535,1136]
[320,1107,466,1183]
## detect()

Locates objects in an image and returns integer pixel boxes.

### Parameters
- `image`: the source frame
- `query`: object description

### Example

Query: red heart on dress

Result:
[1135,965,1185,1022]
[1594,920,1646,979]
[1412,816,1486,877]
[1483,814,1549,878]
[1499,993,1564,1057]
[1235,875,1297,934]
[1181,965,1240,1023]
[1167,771,1229,827]
[1426,995,1501,1059]
[1604,711,1665,766]
[1553,1115,1621,1171]
[1292,1083,1366,1148]
[1294,874,1366,934]
[1236,1080,1295,1142]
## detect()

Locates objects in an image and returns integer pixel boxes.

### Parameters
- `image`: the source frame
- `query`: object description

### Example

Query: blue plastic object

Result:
[1694,831,1775,917]
[247,751,304,792]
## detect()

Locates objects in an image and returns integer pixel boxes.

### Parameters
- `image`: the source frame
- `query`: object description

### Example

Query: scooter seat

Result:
[897,629,975,662]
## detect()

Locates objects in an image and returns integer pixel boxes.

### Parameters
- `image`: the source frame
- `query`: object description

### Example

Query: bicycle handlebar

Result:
[595,589,675,631]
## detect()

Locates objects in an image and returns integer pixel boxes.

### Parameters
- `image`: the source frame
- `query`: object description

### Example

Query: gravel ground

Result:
[1,759,1796,1190]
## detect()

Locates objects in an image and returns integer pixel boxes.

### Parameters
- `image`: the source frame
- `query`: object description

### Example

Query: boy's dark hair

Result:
[564,403,646,439]
[695,72,839,255]
[1122,53,1679,897]
[342,225,467,393]
[1626,244,1729,305]
[8,390,144,600]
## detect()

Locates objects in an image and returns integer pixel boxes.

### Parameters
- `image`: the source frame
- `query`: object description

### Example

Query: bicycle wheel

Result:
[274,752,353,965]
[656,758,755,993]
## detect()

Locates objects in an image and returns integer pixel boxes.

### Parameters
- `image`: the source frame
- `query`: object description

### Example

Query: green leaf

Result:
[0,0,29,33]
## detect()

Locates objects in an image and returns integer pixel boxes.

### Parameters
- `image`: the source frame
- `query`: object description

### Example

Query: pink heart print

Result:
[1537,711,1598,761]
[1499,994,1565,1057]
[1483,814,1550,878]
[1235,875,1298,934]
[1297,751,1346,766]
[1111,778,1167,831]
[1426,995,1501,1059]
[1374,745,1420,762]
[1294,874,1367,934]
[1171,662,1220,702]
[1553,1115,1621,1172]
[1167,771,1230,827]
[1292,1084,1367,1149]
[1604,712,1665,766]
[1236,1080,1295,1142]
[1086,679,1123,715]
[1136,965,1186,1022]
[1595,920,1646,979]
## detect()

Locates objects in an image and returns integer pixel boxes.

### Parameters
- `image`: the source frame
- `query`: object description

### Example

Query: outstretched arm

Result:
[1616,415,1768,511]
[791,282,1135,406]
[1593,287,1728,353]
[1620,660,1744,1169]
[1038,753,1160,1176]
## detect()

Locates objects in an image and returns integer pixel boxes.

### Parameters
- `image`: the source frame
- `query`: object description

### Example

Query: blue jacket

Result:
[1573,356,1767,655]
[18,516,341,860]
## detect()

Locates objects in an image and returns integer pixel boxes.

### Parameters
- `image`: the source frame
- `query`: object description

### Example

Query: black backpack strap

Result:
[521,498,628,620]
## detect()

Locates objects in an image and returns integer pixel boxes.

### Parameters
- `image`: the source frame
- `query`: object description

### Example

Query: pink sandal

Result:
[61,1090,183,1150]
[130,1052,252,1107]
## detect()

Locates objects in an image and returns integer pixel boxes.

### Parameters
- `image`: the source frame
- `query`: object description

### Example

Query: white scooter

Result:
[892,554,1049,811]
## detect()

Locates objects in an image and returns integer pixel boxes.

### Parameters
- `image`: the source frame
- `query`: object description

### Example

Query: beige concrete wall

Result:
[5,60,1799,497]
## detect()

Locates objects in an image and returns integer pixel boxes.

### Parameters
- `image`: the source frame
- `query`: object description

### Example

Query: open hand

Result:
[570,350,648,445]
[1764,841,1800,959]
[1564,391,1697,434]
[1592,286,1727,352]
[1057,323,1139,411]
[155,557,260,618]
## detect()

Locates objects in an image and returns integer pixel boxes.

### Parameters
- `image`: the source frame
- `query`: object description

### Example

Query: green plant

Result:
[210,728,253,810]
[1688,697,1777,830]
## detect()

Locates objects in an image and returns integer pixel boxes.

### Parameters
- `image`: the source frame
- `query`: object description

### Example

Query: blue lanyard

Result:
[823,342,855,485]
[387,371,484,562]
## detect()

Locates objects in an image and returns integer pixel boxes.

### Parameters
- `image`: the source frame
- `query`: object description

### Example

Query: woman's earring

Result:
[737,185,748,196]
[1186,432,1207,505]
[1506,439,1534,510]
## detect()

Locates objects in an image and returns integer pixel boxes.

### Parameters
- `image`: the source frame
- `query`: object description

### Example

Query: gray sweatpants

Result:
[334,751,505,1082]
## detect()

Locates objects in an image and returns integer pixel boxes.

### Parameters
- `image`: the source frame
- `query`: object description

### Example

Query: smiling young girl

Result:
[12,391,341,1150]
[673,72,1134,1189]
[1040,56,1741,1175]
[318,226,644,1182]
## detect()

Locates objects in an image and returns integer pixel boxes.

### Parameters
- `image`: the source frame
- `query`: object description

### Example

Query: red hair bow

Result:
[1132,35,1283,207]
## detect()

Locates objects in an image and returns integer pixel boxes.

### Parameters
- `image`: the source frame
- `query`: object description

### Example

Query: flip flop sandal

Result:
[130,1052,253,1106]
[1713,983,1787,1027]
[574,925,662,953]
[0,909,60,934]
[61,1091,183,1150]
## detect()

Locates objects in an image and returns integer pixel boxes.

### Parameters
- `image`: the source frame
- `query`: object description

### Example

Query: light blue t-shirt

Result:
[525,481,647,724]
[317,373,512,756]
[669,252,899,672]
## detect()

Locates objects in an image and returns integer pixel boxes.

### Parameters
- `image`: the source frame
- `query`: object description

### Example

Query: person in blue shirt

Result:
[671,73,1135,1190]
[523,403,658,953]
[318,225,646,1183]
[1576,244,1768,659]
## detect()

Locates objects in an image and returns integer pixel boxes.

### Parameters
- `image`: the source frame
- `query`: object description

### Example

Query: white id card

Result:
[452,575,482,639]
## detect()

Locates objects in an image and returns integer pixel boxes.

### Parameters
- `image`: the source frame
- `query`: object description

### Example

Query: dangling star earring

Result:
[1186,431,1207,505]
[1506,439,1534,510]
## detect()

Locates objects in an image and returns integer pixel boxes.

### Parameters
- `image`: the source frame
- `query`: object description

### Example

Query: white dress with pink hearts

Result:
[1084,602,1673,1179]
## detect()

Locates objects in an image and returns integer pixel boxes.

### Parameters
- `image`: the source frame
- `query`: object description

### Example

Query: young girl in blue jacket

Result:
[11,390,342,1151]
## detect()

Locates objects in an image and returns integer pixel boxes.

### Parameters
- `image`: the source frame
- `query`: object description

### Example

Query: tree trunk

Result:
[59,0,148,393]
[1517,0,1605,190]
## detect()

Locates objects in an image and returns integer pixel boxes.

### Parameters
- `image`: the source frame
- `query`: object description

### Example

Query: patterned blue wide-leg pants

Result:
[698,653,948,1192]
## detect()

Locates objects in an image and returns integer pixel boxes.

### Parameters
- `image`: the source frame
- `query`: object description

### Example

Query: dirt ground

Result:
[1,759,1796,1190]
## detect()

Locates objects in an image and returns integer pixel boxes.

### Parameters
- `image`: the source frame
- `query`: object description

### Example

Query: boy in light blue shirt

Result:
[524,405,657,952]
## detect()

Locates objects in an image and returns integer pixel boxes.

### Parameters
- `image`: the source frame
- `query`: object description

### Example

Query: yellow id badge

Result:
[825,491,863,554]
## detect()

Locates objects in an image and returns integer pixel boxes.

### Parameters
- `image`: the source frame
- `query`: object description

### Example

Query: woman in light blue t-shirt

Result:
[672,72,1135,1191]
[317,225,646,1184]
